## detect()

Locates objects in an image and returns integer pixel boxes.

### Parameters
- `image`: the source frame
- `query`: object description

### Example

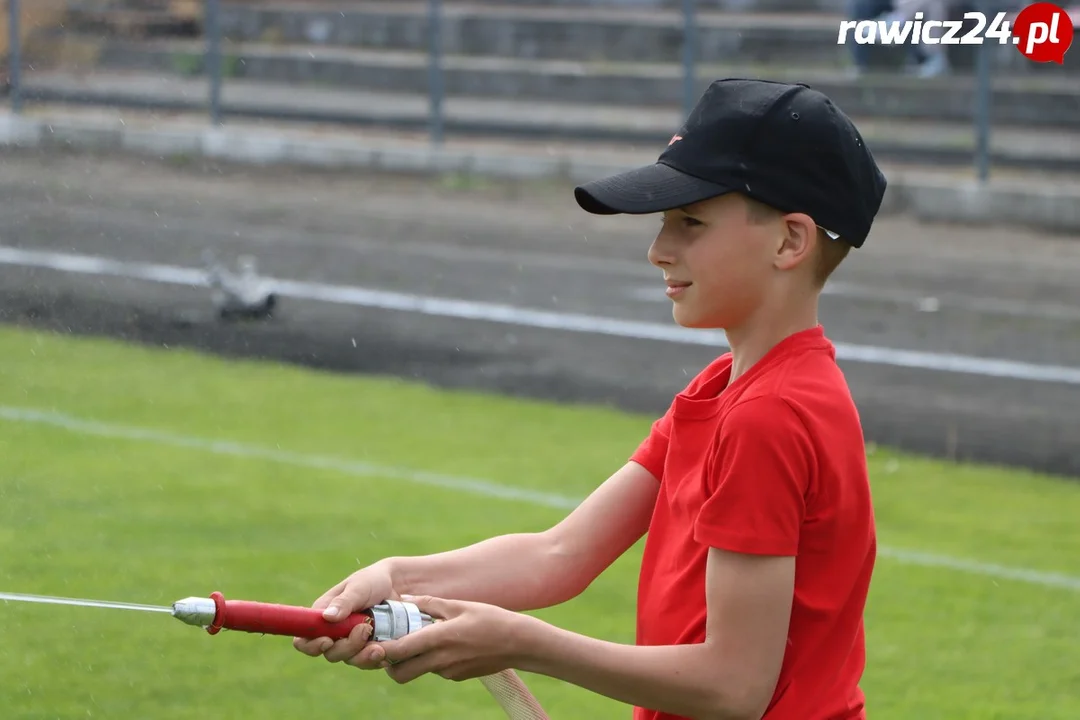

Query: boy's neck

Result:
[724,295,821,384]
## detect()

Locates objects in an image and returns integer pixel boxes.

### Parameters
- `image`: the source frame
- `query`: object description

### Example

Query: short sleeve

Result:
[630,407,673,482]
[693,396,814,556]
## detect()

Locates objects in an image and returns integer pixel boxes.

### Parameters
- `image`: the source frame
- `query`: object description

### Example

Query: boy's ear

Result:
[773,213,819,272]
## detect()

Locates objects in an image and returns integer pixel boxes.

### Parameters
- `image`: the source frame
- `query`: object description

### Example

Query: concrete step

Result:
[218,2,845,67]
[211,1,1074,75]
[62,1,201,38]
[18,69,1080,175]
[64,0,201,11]
[220,1,876,73]
[221,0,851,15]
[79,39,1080,129]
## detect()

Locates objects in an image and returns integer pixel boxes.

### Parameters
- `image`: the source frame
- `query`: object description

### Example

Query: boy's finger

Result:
[345,643,387,670]
[323,582,376,621]
[399,594,452,620]
[322,623,373,663]
[293,636,334,656]
[291,637,316,655]
[308,577,350,612]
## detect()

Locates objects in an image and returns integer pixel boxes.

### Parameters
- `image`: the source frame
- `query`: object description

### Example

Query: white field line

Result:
[626,282,1080,322]
[1,404,1078,593]
[2,245,1080,385]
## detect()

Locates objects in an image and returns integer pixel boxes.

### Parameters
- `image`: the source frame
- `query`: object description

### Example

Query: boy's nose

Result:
[647,235,676,268]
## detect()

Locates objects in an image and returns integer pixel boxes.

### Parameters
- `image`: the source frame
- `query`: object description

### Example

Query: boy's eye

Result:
[661,215,703,228]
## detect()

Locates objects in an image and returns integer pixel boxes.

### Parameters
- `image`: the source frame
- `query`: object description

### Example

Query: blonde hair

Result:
[743,196,850,288]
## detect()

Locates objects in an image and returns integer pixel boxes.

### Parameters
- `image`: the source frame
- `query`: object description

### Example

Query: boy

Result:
[294,78,886,720]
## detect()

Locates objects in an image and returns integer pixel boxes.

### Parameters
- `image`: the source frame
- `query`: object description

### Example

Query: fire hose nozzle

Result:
[170,592,433,642]
[172,596,219,628]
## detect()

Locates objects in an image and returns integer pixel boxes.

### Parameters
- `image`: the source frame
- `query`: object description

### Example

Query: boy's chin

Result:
[671,308,725,330]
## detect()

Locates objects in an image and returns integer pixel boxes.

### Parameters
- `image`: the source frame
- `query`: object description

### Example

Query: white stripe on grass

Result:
[1,404,1078,592]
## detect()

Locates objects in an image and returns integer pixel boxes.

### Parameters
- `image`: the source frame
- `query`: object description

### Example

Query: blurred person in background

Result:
[846,0,953,77]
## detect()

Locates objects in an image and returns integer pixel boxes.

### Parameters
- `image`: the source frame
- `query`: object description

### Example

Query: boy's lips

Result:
[665,280,691,298]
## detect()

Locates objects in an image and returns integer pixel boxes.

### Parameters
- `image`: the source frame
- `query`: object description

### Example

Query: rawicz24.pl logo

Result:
[837,1,1075,64]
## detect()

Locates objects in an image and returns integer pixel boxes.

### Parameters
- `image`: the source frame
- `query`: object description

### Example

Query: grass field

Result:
[1,324,1078,720]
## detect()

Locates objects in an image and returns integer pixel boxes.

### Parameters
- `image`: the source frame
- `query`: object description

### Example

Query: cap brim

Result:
[574,162,734,215]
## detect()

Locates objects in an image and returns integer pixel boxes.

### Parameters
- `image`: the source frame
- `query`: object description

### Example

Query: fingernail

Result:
[320,639,333,653]
[324,606,340,618]
[400,595,415,601]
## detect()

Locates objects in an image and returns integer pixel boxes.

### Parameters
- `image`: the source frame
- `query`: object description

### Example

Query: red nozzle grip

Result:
[205,591,373,640]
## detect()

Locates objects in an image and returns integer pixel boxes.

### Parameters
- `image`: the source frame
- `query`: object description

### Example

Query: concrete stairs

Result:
[11,0,1080,175]
[62,0,202,37]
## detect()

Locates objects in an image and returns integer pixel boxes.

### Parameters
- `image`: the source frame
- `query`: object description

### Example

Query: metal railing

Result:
[5,0,1005,181]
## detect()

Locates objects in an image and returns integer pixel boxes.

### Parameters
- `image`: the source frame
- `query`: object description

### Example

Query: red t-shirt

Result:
[631,325,876,720]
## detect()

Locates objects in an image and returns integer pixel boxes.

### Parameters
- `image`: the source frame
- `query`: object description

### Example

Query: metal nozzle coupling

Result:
[370,599,434,641]
[172,596,219,627]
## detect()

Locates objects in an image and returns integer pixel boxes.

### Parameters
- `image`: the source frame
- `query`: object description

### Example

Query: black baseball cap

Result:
[574,78,887,248]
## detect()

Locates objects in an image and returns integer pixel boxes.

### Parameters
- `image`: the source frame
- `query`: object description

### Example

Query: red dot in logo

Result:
[1012,2,1074,63]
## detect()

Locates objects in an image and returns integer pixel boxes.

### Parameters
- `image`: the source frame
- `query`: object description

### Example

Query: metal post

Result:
[7,0,22,113]
[428,0,444,146]
[973,3,992,182]
[682,0,697,120]
[206,0,223,125]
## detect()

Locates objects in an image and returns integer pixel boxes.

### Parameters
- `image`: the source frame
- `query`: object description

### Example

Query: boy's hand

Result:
[373,595,527,684]
[292,561,401,668]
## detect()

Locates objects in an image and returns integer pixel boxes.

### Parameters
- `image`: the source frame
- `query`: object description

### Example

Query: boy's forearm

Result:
[384,532,582,612]
[515,616,758,720]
